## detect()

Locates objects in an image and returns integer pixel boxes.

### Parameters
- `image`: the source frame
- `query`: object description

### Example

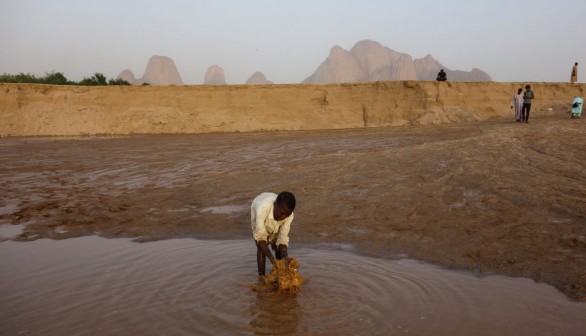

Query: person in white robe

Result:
[511,88,524,122]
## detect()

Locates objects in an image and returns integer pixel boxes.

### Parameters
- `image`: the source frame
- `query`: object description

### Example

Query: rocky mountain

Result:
[303,40,491,84]
[245,71,273,85]
[117,40,491,86]
[302,46,364,84]
[117,69,137,84]
[117,55,184,86]
[413,54,492,82]
[203,65,227,85]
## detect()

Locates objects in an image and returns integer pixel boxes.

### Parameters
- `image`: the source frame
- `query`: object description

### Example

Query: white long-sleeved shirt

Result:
[512,93,523,111]
[250,192,294,246]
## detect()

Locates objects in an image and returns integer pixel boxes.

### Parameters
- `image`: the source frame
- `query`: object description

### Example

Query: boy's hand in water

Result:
[258,240,276,265]
[279,257,293,269]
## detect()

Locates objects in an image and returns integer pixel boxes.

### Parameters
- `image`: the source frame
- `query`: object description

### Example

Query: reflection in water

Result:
[0,223,24,238]
[249,292,301,335]
[0,236,585,336]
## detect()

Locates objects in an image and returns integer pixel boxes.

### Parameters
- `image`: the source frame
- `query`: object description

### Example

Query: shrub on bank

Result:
[0,71,130,86]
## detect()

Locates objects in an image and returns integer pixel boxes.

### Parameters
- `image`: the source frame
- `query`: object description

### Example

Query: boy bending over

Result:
[251,191,296,276]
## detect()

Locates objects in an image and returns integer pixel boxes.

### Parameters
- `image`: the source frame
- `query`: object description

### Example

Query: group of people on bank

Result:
[511,85,535,123]
[569,62,582,118]
[510,63,583,121]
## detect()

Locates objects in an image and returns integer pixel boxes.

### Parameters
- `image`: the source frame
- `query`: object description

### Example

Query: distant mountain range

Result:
[303,40,491,83]
[118,55,184,86]
[117,39,491,85]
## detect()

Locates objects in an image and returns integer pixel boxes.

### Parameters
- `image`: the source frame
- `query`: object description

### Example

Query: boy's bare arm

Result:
[257,240,276,265]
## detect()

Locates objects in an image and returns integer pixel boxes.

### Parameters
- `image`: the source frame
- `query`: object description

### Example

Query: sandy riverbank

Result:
[1,115,585,301]
[1,81,584,136]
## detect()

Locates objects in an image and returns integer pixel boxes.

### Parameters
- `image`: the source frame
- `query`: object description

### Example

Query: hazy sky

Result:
[1,0,585,84]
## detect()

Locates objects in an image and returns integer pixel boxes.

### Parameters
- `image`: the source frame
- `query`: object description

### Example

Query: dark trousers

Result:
[522,103,531,122]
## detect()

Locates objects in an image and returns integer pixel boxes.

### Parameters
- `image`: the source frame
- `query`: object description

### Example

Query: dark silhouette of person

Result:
[571,62,578,84]
[436,69,447,81]
[521,85,534,123]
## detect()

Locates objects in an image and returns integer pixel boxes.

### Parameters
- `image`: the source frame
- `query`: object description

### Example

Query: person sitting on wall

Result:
[436,69,447,82]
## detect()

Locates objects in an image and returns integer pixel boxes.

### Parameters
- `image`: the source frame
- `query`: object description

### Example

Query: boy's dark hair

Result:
[276,191,296,211]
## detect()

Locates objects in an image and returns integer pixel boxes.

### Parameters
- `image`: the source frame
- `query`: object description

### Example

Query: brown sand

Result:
[1,82,584,137]
[1,115,585,301]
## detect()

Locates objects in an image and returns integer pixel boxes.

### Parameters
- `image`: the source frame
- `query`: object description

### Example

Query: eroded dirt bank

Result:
[1,82,584,136]
[1,115,585,301]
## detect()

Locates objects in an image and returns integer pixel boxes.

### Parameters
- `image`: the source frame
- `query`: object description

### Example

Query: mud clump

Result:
[252,258,304,294]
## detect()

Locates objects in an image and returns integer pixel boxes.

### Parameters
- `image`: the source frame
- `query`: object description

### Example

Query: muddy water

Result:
[1,237,584,336]
[1,117,586,302]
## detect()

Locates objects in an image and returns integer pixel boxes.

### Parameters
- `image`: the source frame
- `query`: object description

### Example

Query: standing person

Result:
[511,88,524,122]
[570,62,578,84]
[251,191,296,277]
[522,85,534,123]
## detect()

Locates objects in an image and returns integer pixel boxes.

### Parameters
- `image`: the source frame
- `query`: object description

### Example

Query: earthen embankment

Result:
[1,82,583,136]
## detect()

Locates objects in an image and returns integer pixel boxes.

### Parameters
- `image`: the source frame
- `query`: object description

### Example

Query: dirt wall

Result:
[1,81,584,136]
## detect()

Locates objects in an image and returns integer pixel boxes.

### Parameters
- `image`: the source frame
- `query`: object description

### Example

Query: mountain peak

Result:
[203,65,227,85]
[117,55,184,85]
[246,71,273,85]
[140,55,184,85]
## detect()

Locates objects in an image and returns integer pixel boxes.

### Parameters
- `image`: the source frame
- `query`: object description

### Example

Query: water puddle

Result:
[0,224,24,238]
[0,202,19,216]
[0,237,584,335]
[199,204,248,214]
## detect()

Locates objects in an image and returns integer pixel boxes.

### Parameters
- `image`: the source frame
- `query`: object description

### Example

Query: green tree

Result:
[0,72,40,83]
[43,71,69,85]
[94,73,107,85]
[1,71,133,86]
[108,78,131,85]
[79,72,108,86]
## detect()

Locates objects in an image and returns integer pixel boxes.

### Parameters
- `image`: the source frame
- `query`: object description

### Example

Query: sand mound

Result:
[251,258,304,294]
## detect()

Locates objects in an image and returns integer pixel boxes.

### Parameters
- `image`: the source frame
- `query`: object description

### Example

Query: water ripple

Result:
[1,237,585,336]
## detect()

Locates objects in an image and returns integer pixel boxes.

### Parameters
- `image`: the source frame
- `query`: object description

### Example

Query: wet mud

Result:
[252,258,304,294]
[1,115,585,301]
